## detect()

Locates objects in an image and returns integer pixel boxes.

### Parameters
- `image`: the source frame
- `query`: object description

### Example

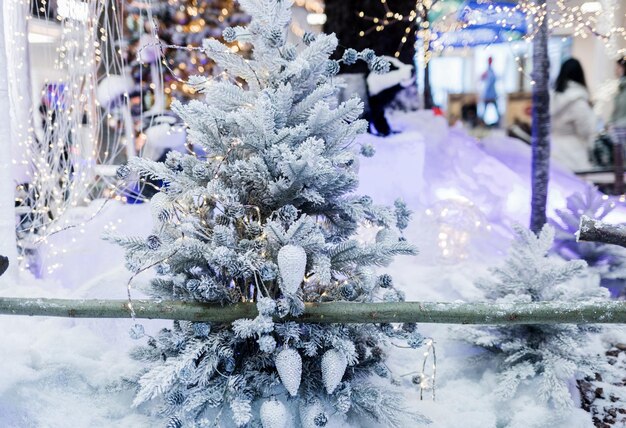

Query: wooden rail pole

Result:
[578,215,626,248]
[1,297,625,325]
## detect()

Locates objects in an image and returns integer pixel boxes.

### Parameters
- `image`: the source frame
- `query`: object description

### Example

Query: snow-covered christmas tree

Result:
[464,225,609,410]
[111,1,427,426]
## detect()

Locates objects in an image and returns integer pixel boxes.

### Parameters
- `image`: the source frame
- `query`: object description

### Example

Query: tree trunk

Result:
[423,61,434,109]
[0,1,18,283]
[529,1,551,234]
[421,8,434,109]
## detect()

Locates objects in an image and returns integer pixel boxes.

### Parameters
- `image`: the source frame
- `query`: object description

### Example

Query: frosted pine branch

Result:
[0,297,625,324]
[577,215,626,248]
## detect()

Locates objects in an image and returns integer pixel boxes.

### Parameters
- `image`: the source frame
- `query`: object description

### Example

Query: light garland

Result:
[419,338,436,401]
[357,0,626,66]
[357,0,429,59]
[7,0,135,275]
[424,197,491,262]
[400,337,437,401]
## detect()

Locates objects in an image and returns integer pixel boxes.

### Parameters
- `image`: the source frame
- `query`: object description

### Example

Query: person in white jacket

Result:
[550,58,597,171]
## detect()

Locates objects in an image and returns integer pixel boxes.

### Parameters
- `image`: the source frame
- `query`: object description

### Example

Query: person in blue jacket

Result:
[481,56,500,126]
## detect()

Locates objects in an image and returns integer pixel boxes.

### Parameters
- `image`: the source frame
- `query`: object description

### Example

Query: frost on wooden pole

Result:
[0,297,625,325]
[529,0,551,234]
[578,215,626,248]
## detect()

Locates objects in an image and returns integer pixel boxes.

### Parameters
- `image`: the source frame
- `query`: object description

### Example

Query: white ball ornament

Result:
[275,347,302,397]
[321,349,348,394]
[260,398,288,428]
[277,245,307,294]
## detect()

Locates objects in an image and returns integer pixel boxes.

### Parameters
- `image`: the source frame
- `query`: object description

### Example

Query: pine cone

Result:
[342,48,358,65]
[150,192,172,225]
[321,349,347,394]
[277,245,306,294]
[302,32,316,45]
[275,347,302,396]
[145,235,162,250]
[222,27,237,42]
[116,164,131,180]
[299,399,327,428]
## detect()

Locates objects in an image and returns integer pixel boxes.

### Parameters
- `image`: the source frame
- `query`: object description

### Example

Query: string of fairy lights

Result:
[357,0,626,64]
[358,0,435,60]
[9,0,131,275]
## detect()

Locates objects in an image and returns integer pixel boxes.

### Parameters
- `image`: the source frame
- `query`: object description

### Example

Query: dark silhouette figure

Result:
[366,57,413,136]
[0,255,8,277]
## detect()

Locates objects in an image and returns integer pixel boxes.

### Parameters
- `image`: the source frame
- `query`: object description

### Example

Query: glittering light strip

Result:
[10,0,135,274]
[357,0,626,66]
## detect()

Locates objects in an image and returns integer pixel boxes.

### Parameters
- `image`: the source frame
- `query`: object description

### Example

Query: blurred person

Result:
[461,102,480,129]
[610,58,626,127]
[481,57,500,126]
[550,58,597,171]
[588,60,626,168]
[366,56,413,136]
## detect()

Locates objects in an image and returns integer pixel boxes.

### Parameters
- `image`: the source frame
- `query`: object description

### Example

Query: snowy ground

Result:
[1,110,625,427]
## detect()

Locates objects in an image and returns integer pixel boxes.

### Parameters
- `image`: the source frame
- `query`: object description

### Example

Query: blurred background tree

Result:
[123,0,250,113]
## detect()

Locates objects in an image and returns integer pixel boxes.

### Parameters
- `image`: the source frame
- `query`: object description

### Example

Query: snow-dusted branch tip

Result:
[577,215,626,248]
[0,298,625,325]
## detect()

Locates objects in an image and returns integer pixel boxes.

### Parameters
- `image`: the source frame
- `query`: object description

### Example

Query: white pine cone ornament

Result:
[275,347,302,396]
[260,398,288,428]
[299,399,327,428]
[277,245,306,294]
[321,349,347,394]
[150,192,172,225]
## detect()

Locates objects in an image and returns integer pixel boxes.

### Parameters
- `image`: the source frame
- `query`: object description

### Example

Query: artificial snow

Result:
[2,110,625,426]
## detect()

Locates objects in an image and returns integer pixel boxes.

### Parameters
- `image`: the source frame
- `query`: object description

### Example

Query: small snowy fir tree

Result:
[551,187,626,284]
[109,1,428,426]
[464,225,609,410]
